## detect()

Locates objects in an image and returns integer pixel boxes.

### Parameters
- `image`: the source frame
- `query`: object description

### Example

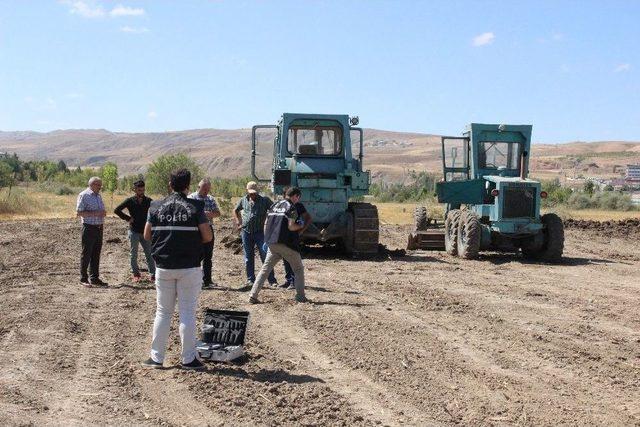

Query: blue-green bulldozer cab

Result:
[409,123,564,262]
[251,113,379,255]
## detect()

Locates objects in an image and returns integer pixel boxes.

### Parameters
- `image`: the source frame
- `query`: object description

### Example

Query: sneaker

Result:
[286,283,296,291]
[280,281,293,289]
[238,280,253,292]
[249,296,260,304]
[181,358,206,371]
[202,282,214,290]
[268,281,279,288]
[141,357,163,369]
[90,278,108,287]
[80,278,92,288]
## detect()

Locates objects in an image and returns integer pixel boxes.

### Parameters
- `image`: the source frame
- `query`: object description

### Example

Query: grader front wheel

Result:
[444,209,461,255]
[414,206,428,231]
[457,211,480,260]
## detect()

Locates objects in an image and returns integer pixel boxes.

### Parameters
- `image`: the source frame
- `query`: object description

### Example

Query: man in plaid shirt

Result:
[76,176,107,287]
[188,178,220,288]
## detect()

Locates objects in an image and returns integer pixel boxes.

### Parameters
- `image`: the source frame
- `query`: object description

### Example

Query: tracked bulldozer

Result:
[252,113,379,256]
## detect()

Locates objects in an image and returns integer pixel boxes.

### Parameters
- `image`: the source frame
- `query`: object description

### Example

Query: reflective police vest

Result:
[148,192,204,269]
[264,199,299,250]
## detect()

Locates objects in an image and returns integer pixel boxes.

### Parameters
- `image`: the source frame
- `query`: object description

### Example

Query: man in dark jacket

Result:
[114,179,155,282]
[249,187,307,304]
[279,187,312,289]
[141,169,213,371]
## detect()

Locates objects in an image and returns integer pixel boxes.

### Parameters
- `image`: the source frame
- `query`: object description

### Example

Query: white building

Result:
[626,164,640,181]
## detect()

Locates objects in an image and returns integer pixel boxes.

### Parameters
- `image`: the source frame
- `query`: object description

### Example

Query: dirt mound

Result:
[564,218,640,238]
[220,232,243,254]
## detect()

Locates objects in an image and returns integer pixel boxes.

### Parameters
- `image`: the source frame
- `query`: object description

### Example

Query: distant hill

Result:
[1,128,639,181]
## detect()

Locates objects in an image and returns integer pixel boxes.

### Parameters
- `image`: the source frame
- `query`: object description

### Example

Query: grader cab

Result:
[408,123,564,261]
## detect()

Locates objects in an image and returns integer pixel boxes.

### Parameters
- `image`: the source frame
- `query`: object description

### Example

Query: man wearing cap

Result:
[234,181,277,290]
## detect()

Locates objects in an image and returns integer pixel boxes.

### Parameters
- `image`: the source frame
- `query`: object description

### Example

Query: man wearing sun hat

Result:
[233,181,278,290]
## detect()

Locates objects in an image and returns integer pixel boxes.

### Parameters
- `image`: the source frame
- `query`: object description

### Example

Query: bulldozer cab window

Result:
[287,126,342,156]
[479,142,520,170]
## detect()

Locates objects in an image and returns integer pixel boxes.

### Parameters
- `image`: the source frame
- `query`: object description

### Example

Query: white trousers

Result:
[150,267,202,364]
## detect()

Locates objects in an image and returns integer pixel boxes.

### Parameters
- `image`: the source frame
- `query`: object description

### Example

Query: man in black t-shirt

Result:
[114,179,155,282]
[248,187,308,304]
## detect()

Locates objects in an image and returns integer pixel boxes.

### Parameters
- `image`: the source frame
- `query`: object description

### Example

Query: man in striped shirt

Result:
[76,176,107,287]
[188,178,220,289]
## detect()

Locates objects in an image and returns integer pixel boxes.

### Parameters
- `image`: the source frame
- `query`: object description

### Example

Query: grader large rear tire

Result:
[444,209,461,255]
[414,206,428,231]
[457,211,481,260]
[537,213,564,262]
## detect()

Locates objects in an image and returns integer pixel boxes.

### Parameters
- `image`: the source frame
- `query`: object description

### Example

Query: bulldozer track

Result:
[348,202,380,255]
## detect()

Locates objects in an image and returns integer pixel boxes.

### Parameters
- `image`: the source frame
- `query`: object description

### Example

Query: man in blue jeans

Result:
[114,179,156,282]
[234,181,277,291]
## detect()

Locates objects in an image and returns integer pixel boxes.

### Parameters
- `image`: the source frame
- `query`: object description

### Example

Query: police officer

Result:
[249,187,308,304]
[141,169,213,370]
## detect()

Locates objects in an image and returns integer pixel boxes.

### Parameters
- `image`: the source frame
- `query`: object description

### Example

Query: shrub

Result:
[541,179,573,207]
[567,193,592,210]
[370,171,438,202]
[146,154,202,195]
[55,185,74,196]
[217,198,233,218]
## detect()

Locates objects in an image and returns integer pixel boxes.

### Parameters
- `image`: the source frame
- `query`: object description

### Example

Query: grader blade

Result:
[407,205,446,250]
[407,229,445,250]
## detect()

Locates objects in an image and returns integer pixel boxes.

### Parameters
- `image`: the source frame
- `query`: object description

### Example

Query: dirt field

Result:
[0,218,639,426]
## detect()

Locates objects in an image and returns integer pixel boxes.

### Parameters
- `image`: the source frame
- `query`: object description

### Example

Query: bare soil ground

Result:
[0,218,639,426]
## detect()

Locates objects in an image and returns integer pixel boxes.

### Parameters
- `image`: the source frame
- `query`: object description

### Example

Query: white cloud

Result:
[110,4,145,17]
[61,2,145,19]
[25,96,57,111]
[63,1,106,18]
[44,98,57,109]
[148,111,157,119]
[120,26,150,34]
[614,63,631,73]
[472,32,495,47]
[538,32,565,43]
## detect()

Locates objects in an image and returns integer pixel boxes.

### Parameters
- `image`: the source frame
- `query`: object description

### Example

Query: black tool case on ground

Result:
[196,309,250,362]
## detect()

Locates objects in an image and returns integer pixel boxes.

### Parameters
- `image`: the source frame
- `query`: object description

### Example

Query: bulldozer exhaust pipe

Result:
[520,150,528,179]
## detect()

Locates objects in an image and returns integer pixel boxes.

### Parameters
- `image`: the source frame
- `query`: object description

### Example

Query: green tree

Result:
[57,160,69,174]
[583,180,595,196]
[146,154,202,195]
[0,162,14,191]
[101,162,119,209]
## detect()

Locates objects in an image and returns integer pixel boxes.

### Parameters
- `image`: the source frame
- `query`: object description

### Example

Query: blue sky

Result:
[0,0,638,143]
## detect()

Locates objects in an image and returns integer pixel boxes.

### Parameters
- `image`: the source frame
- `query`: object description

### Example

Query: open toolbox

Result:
[196,309,250,362]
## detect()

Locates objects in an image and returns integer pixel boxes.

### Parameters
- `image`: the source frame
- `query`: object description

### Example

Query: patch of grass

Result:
[374,202,444,225]
[2,188,638,223]
[546,206,640,221]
